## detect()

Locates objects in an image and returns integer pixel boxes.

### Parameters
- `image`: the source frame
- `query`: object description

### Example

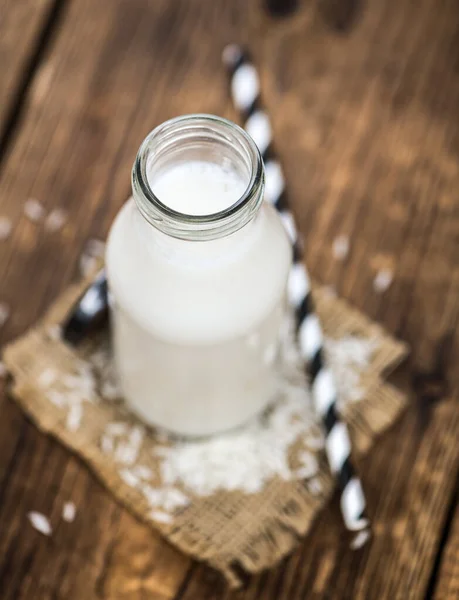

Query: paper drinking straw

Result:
[223,44,370,544]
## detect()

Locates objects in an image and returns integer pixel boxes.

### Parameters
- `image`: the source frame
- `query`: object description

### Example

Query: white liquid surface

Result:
[106,159,292,436]
[150,161,247,215]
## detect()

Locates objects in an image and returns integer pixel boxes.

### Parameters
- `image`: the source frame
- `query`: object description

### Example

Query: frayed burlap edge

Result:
[3,276,409,587]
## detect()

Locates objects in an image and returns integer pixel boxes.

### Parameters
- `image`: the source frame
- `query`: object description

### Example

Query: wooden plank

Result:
[435,497,459,599]
[0,0,246,597]
[177,401,459,600]
[0,0,56,146]
[0,0,458,598]
[176,0,459,596]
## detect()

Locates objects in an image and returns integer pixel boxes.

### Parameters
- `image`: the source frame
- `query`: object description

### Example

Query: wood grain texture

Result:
[0,0,247,598]
[435,496,459,599]
[0,0,56,149]
[0,0,458,597]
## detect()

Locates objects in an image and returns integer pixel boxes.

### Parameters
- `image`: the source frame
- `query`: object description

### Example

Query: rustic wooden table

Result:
[0,0,458,598]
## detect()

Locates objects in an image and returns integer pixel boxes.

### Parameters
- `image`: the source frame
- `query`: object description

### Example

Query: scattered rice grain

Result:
[150,510,173,524]
[161,488,189,511]
[222,44,243,67]
[133,465,154,480]
[119,468,140,488]
[350,529,371,550]
[38,368,57,388]
[128,425,144,449]
[48,390,66,408]
[141,484,163,506]
[325,336,377,405]
[24,199,45,222]
[141,485,189,511]
[28,511,52,536]
[114,427,145,466]
[45,208,67,232]
[296,451,319,479]
[101,434,114,454]
[66,403,83,431]
[62,501,76,523]
[86,238,105,258]
[373,268,393,293]
[332,235,350,260]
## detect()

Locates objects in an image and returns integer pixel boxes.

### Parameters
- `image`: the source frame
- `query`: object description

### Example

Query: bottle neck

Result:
[131,199,265,268]
[131,114,264,242]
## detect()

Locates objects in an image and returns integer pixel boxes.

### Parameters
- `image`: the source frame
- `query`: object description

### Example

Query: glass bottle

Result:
[106,114,292,436]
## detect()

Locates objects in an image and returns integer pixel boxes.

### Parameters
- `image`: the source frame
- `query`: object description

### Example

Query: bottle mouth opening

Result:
[132,114,264,240]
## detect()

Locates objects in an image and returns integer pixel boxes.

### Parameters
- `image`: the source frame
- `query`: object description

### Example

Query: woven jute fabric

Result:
[4,273,408,587]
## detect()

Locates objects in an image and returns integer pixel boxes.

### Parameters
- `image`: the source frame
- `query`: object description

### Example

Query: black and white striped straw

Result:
[223,44,370,545]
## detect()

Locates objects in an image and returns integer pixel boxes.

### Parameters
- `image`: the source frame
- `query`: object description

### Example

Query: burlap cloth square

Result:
[3,272,408,587]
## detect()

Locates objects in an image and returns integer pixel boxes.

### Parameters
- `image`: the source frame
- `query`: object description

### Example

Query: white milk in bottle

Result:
[106,115,292,436]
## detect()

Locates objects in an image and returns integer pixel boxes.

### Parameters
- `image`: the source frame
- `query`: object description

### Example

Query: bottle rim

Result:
[132,114,265,241]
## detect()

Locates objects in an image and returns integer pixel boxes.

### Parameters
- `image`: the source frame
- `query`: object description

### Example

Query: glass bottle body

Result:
[106,115,292,436]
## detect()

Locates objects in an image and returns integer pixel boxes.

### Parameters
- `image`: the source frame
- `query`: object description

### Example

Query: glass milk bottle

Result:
[106,114,292,436]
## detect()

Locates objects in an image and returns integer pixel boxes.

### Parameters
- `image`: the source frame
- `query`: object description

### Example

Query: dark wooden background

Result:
[0,0,458,597]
